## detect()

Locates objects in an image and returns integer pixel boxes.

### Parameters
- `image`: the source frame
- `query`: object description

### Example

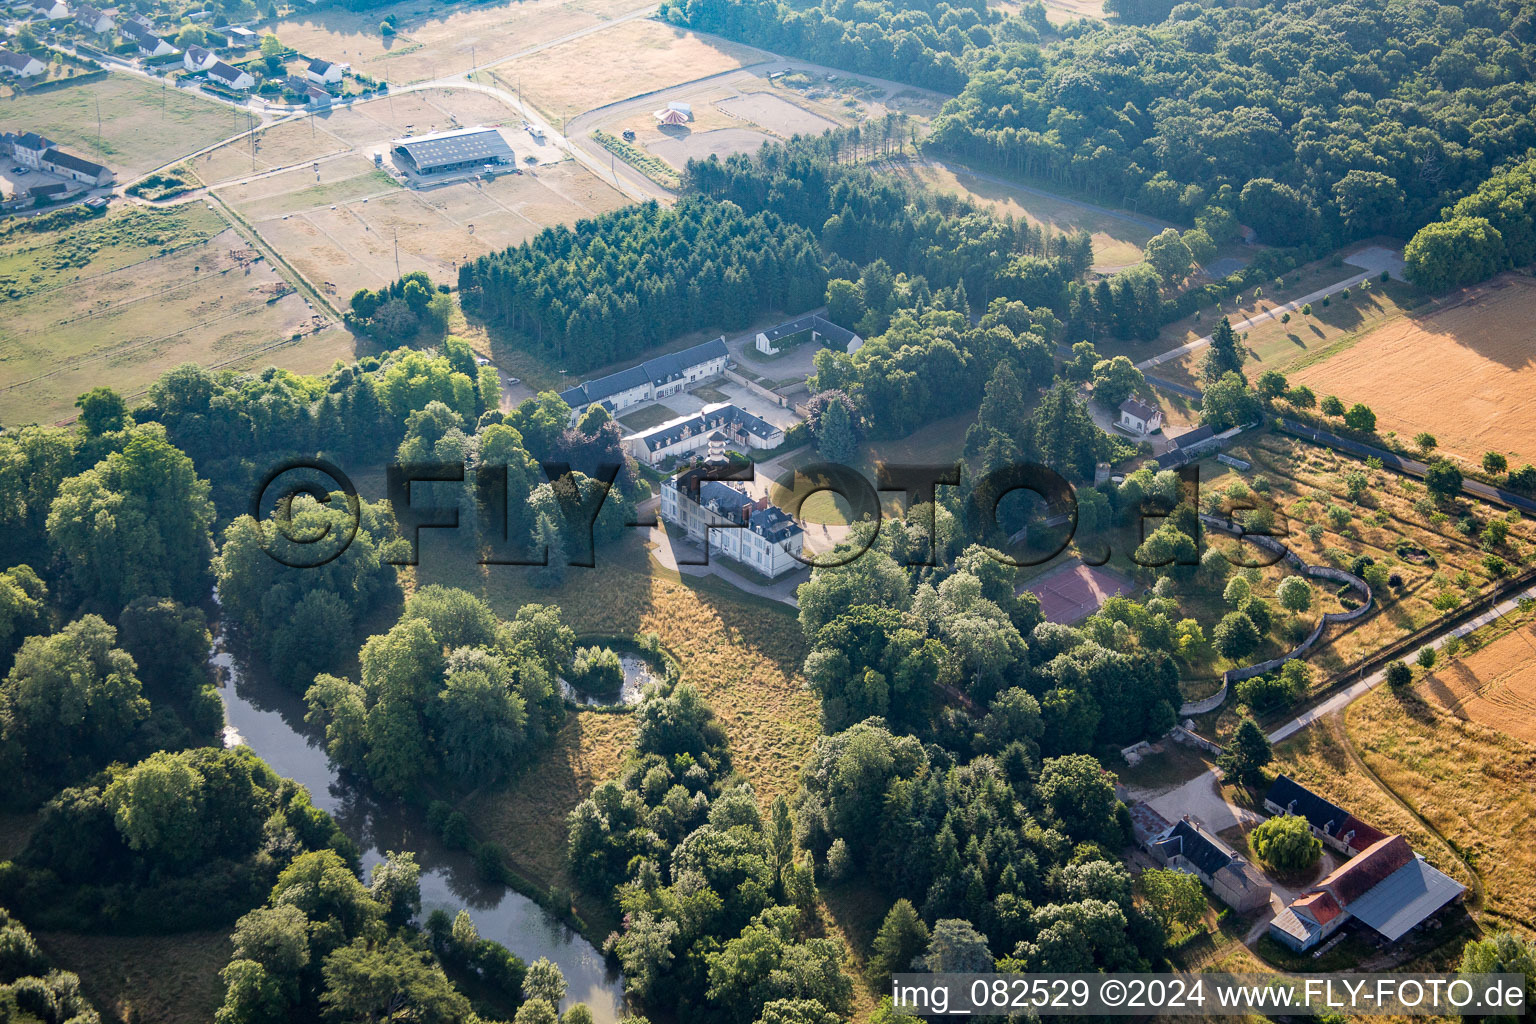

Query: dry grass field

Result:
[243,160,624,298]
[1346,685,1536,926]
[1095,256,1370,368]
[0,74,254,179]
[1269,714,1471,890]
[0,205,344,425]
[1420,621,1536,744]
[35,929,232,1024]
[891,159,1157,270]
[191,87,626,298]
[190,117,353,185]
[1199,433,1536,679]
[1295,274,1536,468]
[417,531,818,908]
[492,19,765,122]
[265,0,653,85]
[1151,278,1425,390]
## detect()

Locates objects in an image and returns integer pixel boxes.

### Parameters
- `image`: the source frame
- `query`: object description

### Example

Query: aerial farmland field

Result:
[1295,274,1536,469]
[0,74,253,180]
[264,0,655,85]
[0,204,347,425]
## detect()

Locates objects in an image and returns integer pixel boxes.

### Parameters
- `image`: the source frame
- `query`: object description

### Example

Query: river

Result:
[210,628,626,1022]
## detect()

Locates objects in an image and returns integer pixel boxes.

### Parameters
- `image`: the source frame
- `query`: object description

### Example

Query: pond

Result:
[211,627,626,1023]
[560,653,659,707]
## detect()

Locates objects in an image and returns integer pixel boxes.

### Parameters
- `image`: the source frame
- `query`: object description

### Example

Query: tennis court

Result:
[1022,559,1136,624]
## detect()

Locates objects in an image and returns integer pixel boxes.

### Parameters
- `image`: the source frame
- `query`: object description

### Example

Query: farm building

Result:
[0,50,46,79]
[661,467,805,580]
[391,126,514,177]
[183,45,217,71]
[40,148,112,186]
[1269,835,1465,951]
[1263,775,1386,856]
[73,3,111,33]
[121,21,175,57]
[306,58,342,84]
[755,314,862,355]
[207,60,254,90]
[558,336,729,423]
[1118,397,1162,435]
[1148,817,1271,913]
[625,402,785,467]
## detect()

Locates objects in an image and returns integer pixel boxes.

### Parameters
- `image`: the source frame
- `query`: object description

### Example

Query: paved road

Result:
[1279,419,1536,516]
[1268,578,1536,744]
[1135,246,1404,373]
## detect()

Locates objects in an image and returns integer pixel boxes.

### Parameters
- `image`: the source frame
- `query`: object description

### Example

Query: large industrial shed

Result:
[391,126,514,176]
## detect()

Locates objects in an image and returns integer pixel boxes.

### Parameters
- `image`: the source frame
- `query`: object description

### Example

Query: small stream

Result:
[210,628,625,1022]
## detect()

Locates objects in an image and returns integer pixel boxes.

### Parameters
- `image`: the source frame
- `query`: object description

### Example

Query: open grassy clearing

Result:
[34,928,232,1024]
[1095,255,1371,367]
[0,74,254,180]
[1200,434,1536,681]
[890,158,1156,270]
[492,19,765,123]
[415,531,818,913]
[1419,618,1536,746]
[190,116,352,185]
[1295,274,1536,469]
[1154,278,1425,389]
[265,0,652,85]
[0,205,343,424]
[1347,684,1536,926]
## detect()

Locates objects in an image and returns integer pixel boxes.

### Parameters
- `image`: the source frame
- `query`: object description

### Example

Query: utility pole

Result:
[95,96,102,148]
[393,228,400,277]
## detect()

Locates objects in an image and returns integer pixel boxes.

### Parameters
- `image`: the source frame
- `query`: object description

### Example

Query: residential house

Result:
[284,74,332,106]
[207,59,254,90]
[624,402,786,468]
[660,465,805,579]
[1149,817,1271,913]
[183,44,217,71]
[1263,775,1386,856]
[1118,397,1163,435]
[2,131,55,169]
[557,337,730,425]
[41,147,112,186]
[72,3,113,34]
[121,21,175,57]
[305,57,342,84]
[0,50,46,79]
[1269,834,1466,951]
[755,313,862,355]
[27,0,71,21]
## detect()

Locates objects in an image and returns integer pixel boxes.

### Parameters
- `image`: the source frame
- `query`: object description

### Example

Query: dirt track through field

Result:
[1420,623,1536,744]
[1296,275,1536,466]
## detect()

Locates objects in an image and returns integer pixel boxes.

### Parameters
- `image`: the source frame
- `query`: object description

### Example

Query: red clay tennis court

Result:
[1022,559,1137,624]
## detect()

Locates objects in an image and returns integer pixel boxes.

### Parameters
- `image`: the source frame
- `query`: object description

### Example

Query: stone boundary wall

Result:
[722,368,789,408]
[1188,515,1373,705]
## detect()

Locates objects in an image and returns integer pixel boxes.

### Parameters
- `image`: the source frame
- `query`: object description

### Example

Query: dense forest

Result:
[658,0,1051,93]
[458,199,826,372]
[670,0,1536,250]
